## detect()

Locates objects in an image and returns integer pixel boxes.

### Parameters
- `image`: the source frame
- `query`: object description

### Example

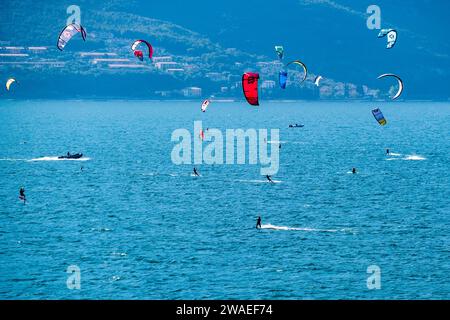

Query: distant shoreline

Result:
[0,98,448,103]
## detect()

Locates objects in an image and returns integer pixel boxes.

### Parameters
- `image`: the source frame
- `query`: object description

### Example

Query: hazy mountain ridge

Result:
[0,0,448,100]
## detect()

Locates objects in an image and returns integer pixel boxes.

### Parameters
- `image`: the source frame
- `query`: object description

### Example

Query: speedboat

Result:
[58,153,83,159]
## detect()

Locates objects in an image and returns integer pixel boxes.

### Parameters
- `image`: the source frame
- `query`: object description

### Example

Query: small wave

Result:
[112,252,127,257]
[260,224,338,232]
[91,227,112,232]
[291,141,307,145]
[388,153,402,156]
[142,172,157,176]
[145,173,180,177]
[28,156,91,162]
[267,140,287,144]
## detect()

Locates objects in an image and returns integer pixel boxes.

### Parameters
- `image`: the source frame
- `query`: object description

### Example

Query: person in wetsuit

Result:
[256,216,262,229]
[19,187,26,203]
[352,168,357,174]
[193,167,200,177]
[266,175,274,183]
[386,149,390,155]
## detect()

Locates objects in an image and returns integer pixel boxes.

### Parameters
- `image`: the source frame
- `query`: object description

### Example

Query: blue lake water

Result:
[0,100,449,299]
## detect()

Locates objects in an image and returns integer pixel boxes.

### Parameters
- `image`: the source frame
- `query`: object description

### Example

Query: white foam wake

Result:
[403,155,426,161]
[190,173,202,177]
[260,224,338,232]
[385,154,426,161]
[238,179,282,184]
[28,156,91,162]
[0,158,28,161]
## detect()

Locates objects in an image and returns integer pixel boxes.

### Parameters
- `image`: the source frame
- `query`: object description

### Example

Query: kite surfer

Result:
[256,216,262,229]
[19,187,26,203]
[352,168,357,174]
[386,149,390,155]
[193,167,200,177]
[266,175,274,183]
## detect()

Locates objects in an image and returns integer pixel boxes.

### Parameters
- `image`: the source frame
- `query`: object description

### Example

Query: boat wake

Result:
[28,156,91,162]
[0,158,28,161]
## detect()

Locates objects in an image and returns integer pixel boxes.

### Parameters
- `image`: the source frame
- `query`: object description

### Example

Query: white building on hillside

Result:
[182,87,202,97]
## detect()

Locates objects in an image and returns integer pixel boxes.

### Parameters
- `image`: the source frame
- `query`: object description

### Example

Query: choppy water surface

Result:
[0,100,449,299]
